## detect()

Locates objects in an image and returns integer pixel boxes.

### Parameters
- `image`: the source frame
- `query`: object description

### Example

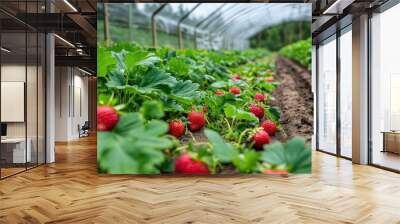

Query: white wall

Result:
[54,67,89,141]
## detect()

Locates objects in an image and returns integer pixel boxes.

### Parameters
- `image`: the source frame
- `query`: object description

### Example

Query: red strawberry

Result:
[249,104,264,119]
[97,106,119,131]
[229,87,241,95]
[254,93,266,101]
[265,77,274,82]
[263,169,288,175]
[169,120,185,138]
[253,130,270,149]
[175,154,210,174]
[261,120,277,136]
[215,90,224,96]
[188,111,206,131]
[232,74,241,80]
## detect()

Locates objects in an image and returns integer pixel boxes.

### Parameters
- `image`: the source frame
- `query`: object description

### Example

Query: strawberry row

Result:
[97,42,311,174]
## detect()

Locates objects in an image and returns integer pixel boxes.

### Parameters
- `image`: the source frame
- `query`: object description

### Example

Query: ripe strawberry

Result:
[169,120,185,138]
[215,90,224,96]
[229,87,241,95]
[175,154,210,174]
[265,77,274,82]
[188,111,206,131]
[249,104,264,119]
[261,120,277,136]
[232,74,241,80]
[254,93,266,101]
[263,169,288,175]
[253,130,270,149]
[97,106,119,131]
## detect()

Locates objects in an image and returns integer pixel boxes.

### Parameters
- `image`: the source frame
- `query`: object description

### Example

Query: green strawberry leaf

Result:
[106,70,126,89]
[140,68,177,89]
[266,106,281,123]
[97,47,116,77]
[224,104,236,118]
[261,137,311,174]
[167,57,189,77]
[236,109,258,122]
[140,100,164,120]
[170,80,200,98]
[210,81,227,88]
[232,150,260,173]
[97,113,173,174]
[204,129,238,163]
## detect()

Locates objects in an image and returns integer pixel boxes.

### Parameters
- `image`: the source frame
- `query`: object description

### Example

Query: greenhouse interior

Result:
[1,0,400,222]
[97,3,313,175]
[97,1,400,174]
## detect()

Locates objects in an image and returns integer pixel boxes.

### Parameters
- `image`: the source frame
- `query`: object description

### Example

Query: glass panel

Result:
[1,31,27,177]
[371,4,400,171]
[38,32,45,165]
[99,3,311,50]
[339,27,352,158]
[318,35,337,154]
[27,30,38,169]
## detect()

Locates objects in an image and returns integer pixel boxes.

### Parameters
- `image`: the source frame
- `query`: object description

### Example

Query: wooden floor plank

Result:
[0,135,400,224]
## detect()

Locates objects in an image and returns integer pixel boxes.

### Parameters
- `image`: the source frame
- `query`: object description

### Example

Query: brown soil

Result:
[270,57,314,142]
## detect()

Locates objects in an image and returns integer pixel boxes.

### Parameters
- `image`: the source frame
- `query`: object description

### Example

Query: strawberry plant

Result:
[280,38,312,70]
[97,41,311,175]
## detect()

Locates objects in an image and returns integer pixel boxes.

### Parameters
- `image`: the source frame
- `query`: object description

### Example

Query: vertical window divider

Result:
[24,0,28,171]
[367,10,373,165]
[0,22,2,179]
[36,0,39,168]
[316,44,320,151]
[336,24,341,157]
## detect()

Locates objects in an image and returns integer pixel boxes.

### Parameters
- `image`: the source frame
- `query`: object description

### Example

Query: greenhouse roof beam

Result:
[193,3,226,49]
[235,5,311,39]
[178,3,201,49]
[219,4,310,41]
[151,3,167,48]
[194,3,226,29]
[201,4,242,31]
[202,4,252,48]
[224,5,284,39]
[215,4,271,36]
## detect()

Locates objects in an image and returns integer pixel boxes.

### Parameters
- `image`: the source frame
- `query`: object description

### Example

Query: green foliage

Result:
[250,21,311,51]
[204,129,238,163]
[97,41,311,175]
[98,113,173,174]
[280,38,312,70]
[140,100,164,120]
[261,137,312,173]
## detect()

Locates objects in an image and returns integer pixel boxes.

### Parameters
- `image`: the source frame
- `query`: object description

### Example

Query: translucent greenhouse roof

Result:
[104,3,311,49]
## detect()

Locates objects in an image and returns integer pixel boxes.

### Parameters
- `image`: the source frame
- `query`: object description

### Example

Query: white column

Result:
[46,33,55,163]
[352,14,369,164]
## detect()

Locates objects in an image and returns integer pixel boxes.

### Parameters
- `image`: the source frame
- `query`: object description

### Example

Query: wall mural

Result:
[96,3,313,175]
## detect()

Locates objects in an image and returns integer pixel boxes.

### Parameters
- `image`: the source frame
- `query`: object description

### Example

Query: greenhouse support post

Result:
[103,3,110,46]
[129,4,133,42]
[151,4,167,48]
[177,3,201,49]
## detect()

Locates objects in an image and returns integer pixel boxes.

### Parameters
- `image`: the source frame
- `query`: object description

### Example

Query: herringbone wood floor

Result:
[0,135,400,224]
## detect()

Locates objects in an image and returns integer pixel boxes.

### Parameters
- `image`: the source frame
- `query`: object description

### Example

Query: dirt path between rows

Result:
[271,57,313,143]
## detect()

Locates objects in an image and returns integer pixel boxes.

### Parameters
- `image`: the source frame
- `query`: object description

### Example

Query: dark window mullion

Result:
[336,25,341,157]
[25,0,28,171]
